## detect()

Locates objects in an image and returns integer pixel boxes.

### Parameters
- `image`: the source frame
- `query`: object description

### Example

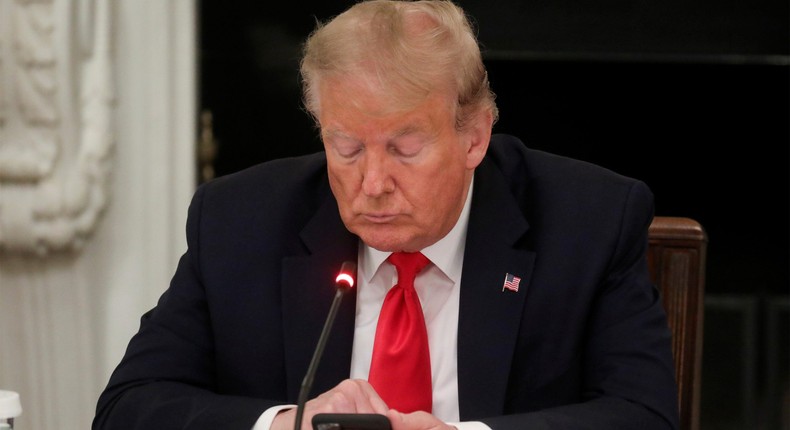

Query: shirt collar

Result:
[360,177,473,285]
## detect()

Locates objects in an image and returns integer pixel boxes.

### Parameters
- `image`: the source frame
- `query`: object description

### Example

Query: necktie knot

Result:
[387,252,430,291]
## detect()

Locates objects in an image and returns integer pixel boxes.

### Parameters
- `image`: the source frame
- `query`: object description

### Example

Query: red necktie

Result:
[368,252,432,413]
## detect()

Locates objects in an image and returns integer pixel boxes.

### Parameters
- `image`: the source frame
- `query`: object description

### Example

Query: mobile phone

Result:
[312,413,391,430]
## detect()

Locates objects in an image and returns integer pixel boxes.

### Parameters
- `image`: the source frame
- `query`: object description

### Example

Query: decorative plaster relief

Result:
[0,0,113,255]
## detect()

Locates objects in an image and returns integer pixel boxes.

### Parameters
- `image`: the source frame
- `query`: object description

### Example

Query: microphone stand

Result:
[293,263,355,430]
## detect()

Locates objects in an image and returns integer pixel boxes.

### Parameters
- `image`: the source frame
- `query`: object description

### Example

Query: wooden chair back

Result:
[647,216,708,430]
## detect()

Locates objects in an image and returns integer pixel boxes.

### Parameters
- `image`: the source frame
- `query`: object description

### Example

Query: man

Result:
[94,1,679,429]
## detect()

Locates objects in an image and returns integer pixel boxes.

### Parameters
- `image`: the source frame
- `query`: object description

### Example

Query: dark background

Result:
[199,1,789,428]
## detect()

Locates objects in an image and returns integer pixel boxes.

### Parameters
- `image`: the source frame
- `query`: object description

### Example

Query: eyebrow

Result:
[393,126,420,139]
[321,129,349,138]
[322,125,424,142]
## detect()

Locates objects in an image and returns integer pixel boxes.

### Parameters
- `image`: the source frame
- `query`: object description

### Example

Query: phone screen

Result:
[312,413,392,430]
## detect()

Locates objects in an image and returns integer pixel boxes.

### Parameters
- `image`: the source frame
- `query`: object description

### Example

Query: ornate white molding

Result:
[0,0,114,255]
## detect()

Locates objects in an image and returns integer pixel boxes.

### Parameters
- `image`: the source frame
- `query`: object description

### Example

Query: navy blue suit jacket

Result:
[94,135,679,429]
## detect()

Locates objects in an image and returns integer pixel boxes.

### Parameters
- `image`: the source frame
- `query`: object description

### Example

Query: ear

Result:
[464,109,493,170]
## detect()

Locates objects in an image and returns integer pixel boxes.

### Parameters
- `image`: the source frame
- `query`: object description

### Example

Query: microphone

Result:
[293,261,357,430]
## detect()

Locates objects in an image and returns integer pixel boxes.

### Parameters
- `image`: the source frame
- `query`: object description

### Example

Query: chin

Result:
[354,227,414,252]
[359,236,404,253]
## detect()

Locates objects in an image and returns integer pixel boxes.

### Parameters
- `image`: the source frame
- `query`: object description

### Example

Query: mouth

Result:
[362,213,398,224]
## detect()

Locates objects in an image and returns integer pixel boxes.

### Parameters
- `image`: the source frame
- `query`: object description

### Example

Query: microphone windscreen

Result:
[335,261,356,291]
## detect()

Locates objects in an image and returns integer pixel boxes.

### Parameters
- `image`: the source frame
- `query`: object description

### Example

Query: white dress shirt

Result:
[255,180,489,430]
[351,180,472,422]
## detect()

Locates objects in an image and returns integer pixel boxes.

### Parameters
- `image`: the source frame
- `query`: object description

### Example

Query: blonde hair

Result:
[300,0,498,130]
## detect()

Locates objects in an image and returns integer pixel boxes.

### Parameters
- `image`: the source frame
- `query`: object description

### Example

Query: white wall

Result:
[0,1,196,429]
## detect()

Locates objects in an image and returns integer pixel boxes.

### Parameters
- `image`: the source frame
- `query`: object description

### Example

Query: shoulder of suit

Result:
[199,152,328,194]
[193,151,331,214]
[487,134,642,188]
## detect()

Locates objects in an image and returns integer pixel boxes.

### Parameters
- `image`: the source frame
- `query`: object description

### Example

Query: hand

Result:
[272,379,390,430]
[387,410,457,430]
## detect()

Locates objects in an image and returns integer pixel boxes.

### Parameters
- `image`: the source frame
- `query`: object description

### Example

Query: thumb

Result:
[386,410,407,430]
[386,409,447,430]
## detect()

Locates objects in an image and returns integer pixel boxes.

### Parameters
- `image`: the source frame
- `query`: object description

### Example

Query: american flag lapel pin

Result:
[502,273,521,292]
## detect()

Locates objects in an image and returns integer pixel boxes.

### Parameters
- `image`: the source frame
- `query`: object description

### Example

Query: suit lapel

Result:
[457,158,536,420]
[281,192,359,402]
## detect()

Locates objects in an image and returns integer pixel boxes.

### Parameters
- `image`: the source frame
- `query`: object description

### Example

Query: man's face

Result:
[319,77,490,252]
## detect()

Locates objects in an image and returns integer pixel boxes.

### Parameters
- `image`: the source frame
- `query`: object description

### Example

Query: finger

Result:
[387,410,406,430]
[311,386,356,413]
[323,379,387,414]
[309,379,384,414]
[387,410,449,430]
[351,379,389,414]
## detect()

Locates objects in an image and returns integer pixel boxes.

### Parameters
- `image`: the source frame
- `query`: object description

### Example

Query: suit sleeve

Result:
[92,184,277,430]
[482,181,679,430]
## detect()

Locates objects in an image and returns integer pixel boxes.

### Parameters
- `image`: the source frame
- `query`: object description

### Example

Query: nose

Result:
[360,152,395,197]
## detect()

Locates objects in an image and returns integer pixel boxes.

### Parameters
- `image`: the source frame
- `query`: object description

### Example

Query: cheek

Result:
[404,161,466,210]
[328,165,362,206]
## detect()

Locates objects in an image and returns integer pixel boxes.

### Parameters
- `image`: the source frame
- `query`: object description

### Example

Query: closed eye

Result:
[388,135,426,159]
[328,138,363,159]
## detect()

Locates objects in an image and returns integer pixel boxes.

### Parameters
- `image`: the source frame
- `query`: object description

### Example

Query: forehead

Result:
[317,75,456,137]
